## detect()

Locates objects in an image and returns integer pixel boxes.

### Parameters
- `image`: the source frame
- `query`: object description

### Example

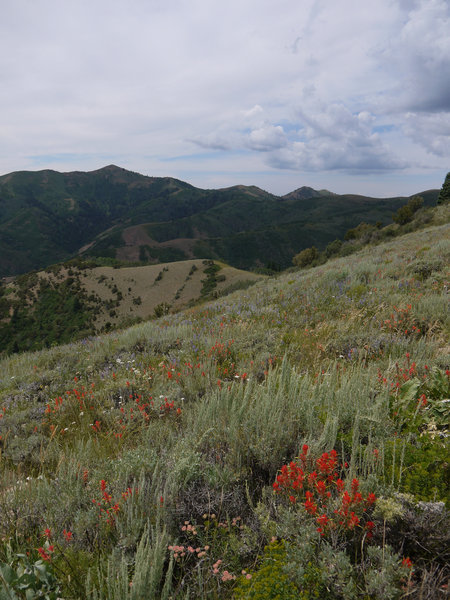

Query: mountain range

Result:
[0,164,439,277]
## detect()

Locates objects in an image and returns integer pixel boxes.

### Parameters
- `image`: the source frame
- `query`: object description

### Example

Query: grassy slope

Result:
[0,259,263,353]
[0,212,448,598]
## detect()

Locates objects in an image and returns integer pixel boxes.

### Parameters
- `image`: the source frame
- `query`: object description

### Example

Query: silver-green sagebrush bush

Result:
[0,211,449,598]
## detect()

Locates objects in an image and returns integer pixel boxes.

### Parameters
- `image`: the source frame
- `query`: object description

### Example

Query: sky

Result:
[0,0,449,197]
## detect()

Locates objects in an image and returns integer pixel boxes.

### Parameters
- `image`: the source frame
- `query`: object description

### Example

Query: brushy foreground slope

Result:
[0,214,449,599]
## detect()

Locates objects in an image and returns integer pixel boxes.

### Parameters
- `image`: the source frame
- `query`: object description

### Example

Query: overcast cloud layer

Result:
[0,0,448,196]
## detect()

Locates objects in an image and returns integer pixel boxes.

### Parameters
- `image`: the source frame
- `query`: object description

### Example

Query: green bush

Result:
[292,246,318,268]
[234,541,299,599]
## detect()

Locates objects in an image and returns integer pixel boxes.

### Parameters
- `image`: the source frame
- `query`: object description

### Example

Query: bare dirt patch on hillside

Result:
[117,225,198,262]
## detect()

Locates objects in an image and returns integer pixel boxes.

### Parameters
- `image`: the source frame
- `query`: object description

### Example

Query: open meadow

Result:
[0,213,449,598]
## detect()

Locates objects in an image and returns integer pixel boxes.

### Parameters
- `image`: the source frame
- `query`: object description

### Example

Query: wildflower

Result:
[316,514,329,528]
[365,521,375,539]
[402,557,413,569]
[335,478,344,492]
[366,492,377,506]
[347,512,359,529]
[316,480,327,496]
[37,547,52,561]
[304,491,318,515]
[44,528,52,539]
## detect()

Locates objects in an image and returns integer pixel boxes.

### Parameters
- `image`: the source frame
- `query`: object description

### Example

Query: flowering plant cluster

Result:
[167,514,248,591]
[273,445,376,538]
[91,479,137,526]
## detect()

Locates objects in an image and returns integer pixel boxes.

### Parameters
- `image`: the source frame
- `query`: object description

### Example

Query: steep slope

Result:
[0,214,448,598]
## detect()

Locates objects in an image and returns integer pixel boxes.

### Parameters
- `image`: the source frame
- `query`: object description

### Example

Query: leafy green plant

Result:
[0,548,62,600]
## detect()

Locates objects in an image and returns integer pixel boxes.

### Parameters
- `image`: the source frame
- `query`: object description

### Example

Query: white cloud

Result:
[0,0,447,195]
[268,104,405,172]
[247,125,288,151]
[375,0,450,112]
[190,102,404,173]
[404,112,450,157]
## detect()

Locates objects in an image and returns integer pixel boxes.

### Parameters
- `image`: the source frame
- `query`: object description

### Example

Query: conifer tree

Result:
[438,172,450,204]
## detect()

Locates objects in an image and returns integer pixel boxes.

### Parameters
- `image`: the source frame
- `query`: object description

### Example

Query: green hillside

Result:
[85,187,438,271]
[0,206,448,598]
[0,258,263,355]
[0,166,231,276]
[0,165,439,276]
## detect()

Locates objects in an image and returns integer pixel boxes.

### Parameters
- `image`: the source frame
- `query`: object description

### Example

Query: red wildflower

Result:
[366,493,376,506]
[316,513,329,528]
[37,547,52,561]
[347,512,359,529]
[365,521,375,538]
[402,557,413,569]
[304,491,318,515]
[316,480,327,496]
[63,529,73,541]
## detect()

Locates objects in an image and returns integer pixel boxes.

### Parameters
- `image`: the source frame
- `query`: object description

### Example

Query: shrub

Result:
[234,540,299,599]
[292,247,318,268]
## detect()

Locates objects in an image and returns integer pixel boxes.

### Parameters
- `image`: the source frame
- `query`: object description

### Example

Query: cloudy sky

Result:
[1,0,449,196]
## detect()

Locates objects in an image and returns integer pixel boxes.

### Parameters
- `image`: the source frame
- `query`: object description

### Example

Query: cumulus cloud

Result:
[190,105,288,152]
[268,104,405,172]
[191,102,404,173]
[378,0,450,113]
[403,112,450,157]
[246,125,288,151]
[0,0,447,194]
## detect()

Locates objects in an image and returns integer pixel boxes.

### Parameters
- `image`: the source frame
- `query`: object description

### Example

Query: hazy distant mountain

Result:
[281,186,337,200]
[0,165,439,276]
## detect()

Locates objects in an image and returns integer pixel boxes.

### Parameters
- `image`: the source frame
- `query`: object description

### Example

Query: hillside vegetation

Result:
[0,165,439,276]
[0,259,263,355]
[0,207,449,599]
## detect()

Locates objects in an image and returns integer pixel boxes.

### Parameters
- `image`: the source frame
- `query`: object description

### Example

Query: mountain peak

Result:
[91,164,126,174]
[282,186,333,200]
